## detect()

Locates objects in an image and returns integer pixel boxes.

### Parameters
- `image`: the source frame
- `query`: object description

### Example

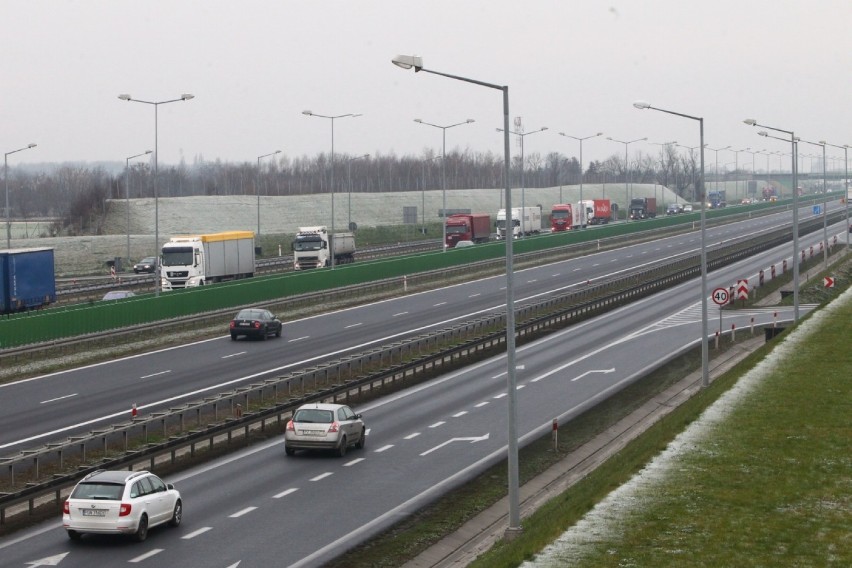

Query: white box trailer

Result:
[495,207,541,239]
[161,231,255,289]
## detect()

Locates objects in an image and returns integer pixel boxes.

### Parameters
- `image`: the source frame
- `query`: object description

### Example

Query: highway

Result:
[0,204,845,567]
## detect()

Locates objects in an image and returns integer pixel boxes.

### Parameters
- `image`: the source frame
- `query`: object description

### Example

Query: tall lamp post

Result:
[823,141,850,253]
[256,150,282,235]
[118,93,195,296]
[650,141,677,200]
[704,145,730,197]
[558,131,602,223]
[634,101,708,388]
[798,138,829,269]
[346,154,370,230]
[391,54,521,536]
[497,125,547,237]
[125,150,153,263]
[5,143,37,249]
[607,136,647,215]
[745,118,800,322]
[302,110,361,269]
[414,118,475,249]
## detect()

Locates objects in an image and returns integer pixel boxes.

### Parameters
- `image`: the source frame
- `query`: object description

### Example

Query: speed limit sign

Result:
[712,287,729,305]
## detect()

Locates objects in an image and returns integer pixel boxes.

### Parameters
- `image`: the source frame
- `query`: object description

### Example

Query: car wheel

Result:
[261,329,267,341]
[355,428,366,450]
[275,327,282,338]
[337,435,347,457]
[169,500,182,527]
[285,445,295,456]
[134,514,148,542]
[231,334,237,341]
[67,530,81,541]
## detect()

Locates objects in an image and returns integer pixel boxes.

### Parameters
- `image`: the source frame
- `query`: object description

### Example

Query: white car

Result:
[284,403,366,457]
[682,204,694,213]
[63,470,182,542]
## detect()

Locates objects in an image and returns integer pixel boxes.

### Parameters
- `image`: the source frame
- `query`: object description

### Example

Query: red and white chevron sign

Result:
[736,279,749,300]
[824,277,835,288]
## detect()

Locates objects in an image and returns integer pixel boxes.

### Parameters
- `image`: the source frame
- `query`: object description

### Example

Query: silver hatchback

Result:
[284,403,366,457]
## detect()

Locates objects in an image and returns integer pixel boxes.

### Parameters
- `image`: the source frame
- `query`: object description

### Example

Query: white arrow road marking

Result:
[26,553,69,566]
[571,368,616,382]
[226,563,241,568]
[420,433,490,456]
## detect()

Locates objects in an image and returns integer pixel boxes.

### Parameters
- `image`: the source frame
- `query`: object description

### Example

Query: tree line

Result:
[5,144,723,236]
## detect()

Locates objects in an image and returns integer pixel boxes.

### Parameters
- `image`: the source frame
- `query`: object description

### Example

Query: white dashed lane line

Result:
[229,506,258,518]
[344,458,365,466]
[40,394,77,404]
[429,421,445,428]
[182,527,213,540]
[221,352,245,359]
[310,472,333,482]
[273,488,299,499]
[404,433,420,439]
[373,445,394,453]
[129,549,164,563]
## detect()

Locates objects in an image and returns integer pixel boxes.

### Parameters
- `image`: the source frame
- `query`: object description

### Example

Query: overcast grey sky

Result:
[3,0,851,171]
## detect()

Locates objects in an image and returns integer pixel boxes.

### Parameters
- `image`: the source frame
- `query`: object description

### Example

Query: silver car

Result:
[284,403,366,457]
[63,470,182,542]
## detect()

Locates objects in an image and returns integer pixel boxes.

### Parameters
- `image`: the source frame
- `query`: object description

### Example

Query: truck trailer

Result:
[628,197,657,220]
[160,231,255,289]
[0,247,56,314]
[550,204,573,232]
[445,213,491,248]
[572,199,612,228]
[495,206,541,239]
[292,226,356,269]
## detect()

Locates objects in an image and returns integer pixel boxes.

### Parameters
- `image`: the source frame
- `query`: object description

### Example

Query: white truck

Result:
[292,226,356,269]
[495,206,542,239]
[160,231,255,289]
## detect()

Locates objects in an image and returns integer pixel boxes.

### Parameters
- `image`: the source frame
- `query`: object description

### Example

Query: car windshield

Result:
[293,409,334,423]
[138,257,156,264]
[236,310,264,320]
[71,482,124,500]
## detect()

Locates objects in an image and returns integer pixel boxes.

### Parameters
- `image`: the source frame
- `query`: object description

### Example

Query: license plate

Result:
[299,429,325,437]
[82,509,107,517]
[239,322,251,327]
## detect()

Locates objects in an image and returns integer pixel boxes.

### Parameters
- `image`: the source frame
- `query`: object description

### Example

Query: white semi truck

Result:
[160,231,256,289]
[495,206,541,239]
[292,226,356,269]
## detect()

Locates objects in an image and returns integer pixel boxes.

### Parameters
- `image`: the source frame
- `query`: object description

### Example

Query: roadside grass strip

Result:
[511,285,852,567]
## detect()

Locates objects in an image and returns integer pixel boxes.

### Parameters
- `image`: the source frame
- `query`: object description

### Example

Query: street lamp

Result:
[798,138,829,269]
[392,53,522,536]
[497,125,547,237]
[607,136,647,214]
[634,100,708,388]
[823,141,850,253]
[4,143,37,249]
[650,141,677,199]
[302,110,362,269]
[677,144,701,201]
[256,150,282,235]
[415,118,475,249]
[125,150,153,263]
[558,131,602,223]
[118,93,195,296]
[347,154,370,230]
[746,118,800,322]
[704,145,730,197]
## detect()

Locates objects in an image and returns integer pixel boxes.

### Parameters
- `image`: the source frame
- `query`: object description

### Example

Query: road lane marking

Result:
[287,336,309,342]
[140,370,171,379]
[475,402,489,408]
[345,323,363,329]
[229,507,257,518]
[452,411,468,418]
[404,433,420,439]
[221,352,246,359]
[182,527,213,539]
[374,445,394,453]
[494,393,507,399]
[40,393,77,404]
[429,421,445,428]
[433,301,447,307]
[273,488,299,499]
[310,472,333,481]
[393,312,408,317]
[468,293,481,298]
[129,549,164,563]
[344,458,365,466]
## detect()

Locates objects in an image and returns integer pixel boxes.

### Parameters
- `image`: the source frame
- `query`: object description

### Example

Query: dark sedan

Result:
[133,257,159,274]
[229,309,282,340]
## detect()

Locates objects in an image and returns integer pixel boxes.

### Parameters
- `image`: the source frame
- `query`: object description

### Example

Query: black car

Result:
[229,309,282,340]
[133,257,159,274]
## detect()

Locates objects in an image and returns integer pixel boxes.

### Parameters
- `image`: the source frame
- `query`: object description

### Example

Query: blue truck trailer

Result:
[1,248,56,314]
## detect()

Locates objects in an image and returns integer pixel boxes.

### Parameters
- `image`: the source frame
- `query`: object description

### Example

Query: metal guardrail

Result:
[3,215,839,526]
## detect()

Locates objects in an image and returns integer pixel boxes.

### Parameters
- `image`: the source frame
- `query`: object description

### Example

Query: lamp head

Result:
[466,119,475,124]
[275,150,282,154]
[28,143,37,149]
[758,131,768,137]
[302,110,313,116]
[606,136,614,141]
[414,119,423,123]
[496,128,503,133]
[145,150,152,155]
[539,127,548,132]
[595,132,603,136]
[391,54,423,71]
[743,119,757,126]
[181,94,194,101]
[819,140,827,145]
[633,100,651,110]
[118,94,131,101]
